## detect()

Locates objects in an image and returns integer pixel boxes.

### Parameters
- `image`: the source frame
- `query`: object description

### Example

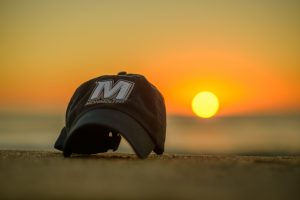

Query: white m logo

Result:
[86,80,134,105]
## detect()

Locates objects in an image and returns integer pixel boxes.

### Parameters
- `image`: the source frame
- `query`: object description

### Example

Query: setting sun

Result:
[192,91,219,118]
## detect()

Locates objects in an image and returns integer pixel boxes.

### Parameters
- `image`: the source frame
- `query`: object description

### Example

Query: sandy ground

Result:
[0,150,299,200]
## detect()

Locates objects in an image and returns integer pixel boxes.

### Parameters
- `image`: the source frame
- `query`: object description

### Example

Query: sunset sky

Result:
[1,0,300,116]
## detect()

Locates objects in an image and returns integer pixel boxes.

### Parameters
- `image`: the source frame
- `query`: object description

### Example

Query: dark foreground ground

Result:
[0,150,299,200]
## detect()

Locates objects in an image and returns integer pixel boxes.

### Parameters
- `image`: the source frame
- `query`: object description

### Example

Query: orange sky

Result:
[0,1,300,116]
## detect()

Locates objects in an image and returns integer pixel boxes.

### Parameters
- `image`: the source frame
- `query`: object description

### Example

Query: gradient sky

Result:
[1,0,299,116]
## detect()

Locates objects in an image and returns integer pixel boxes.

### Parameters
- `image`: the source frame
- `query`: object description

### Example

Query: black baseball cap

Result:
[54,72,166,159]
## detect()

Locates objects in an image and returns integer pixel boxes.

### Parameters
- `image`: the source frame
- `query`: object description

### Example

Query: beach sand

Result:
[0,150,299,200]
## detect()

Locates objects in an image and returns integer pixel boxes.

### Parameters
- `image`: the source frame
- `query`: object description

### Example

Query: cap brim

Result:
[63,109,155,159]
[54,127,67,151]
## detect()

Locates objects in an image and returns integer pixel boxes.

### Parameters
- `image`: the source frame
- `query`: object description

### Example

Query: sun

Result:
[192,91,220,118]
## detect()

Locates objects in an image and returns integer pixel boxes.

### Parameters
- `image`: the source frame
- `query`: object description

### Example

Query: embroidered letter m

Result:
[86,80,134,105]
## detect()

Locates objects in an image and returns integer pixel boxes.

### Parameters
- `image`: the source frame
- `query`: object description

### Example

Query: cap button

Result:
[118,71,127,75]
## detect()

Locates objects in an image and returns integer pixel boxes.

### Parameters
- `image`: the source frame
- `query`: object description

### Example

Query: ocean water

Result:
[0,112,299,155]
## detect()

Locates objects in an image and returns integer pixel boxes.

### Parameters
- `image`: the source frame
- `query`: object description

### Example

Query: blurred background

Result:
[1,0,299,155]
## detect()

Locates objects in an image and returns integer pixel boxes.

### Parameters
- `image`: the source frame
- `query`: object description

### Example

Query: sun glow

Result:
[192,91,220,118]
